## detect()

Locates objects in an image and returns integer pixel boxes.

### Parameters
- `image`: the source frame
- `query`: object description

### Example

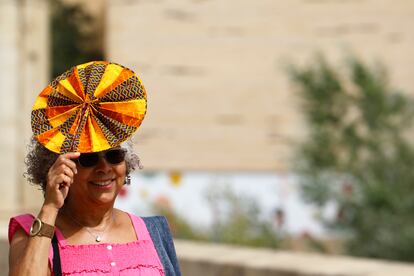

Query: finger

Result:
[53,153,79,170]
[61,152,81,160]
[59,185,69,200]
[63,175,72,186]
[60,158,78,174]
[55,174,73,187]
[58,181,71,190]
[63,165,75,178]
[50,155,71,171]
[52,163,75,177]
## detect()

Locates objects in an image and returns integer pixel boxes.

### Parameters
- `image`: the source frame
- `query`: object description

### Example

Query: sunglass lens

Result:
[78,153,99,167]
[105,149,126,164]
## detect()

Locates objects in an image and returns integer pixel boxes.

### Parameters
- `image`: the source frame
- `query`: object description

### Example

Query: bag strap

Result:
[143,216,181,276]
[52,235,62,276]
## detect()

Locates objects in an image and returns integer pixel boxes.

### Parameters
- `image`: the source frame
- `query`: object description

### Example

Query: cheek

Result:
[115,163,127,178]
[73,168,93,184]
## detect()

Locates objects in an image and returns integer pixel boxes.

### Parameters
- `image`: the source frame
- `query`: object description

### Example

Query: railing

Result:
[175,240,414,276]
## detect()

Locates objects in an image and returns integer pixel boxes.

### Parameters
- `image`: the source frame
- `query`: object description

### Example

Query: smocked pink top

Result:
[9,213,165,276]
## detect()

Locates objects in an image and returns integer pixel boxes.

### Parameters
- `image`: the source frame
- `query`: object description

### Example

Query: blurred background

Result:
[1,0,414,275]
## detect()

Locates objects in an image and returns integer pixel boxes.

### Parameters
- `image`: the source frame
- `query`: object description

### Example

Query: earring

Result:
[125,174,131,185]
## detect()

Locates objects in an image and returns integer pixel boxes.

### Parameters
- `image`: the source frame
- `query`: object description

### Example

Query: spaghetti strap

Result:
[127,213,152,241]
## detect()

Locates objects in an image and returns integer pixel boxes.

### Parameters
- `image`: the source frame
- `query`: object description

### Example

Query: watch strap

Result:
[30,218,55,239]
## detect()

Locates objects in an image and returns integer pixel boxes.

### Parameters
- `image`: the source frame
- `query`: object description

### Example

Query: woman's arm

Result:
[9,152,79,276]
[9,205,57,276]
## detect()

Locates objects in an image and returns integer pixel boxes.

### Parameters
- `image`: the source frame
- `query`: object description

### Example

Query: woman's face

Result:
[68,149,127,206]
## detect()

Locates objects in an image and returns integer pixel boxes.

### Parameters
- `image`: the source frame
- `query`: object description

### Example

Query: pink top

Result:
[9,213,165,276]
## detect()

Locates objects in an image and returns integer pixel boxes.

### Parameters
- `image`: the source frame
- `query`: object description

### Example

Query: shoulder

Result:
[121,211,173,244]
[8,214,35,243]
[9,214,34,273]
[124,212,172,236]
[141,215,174,241]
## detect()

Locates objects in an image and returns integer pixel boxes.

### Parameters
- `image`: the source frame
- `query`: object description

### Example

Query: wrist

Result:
[38,204,59,226]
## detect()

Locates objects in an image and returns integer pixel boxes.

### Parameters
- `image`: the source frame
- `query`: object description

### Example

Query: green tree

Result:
[289,55,414,262]
[51,0,103,78]
[205,184,280,248]
[151,184,280,249]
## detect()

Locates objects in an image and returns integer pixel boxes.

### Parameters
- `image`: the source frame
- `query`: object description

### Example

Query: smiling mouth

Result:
[90,179,114,187]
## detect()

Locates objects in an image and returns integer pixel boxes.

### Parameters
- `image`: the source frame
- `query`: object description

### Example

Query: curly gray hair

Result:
[25,138,143,193]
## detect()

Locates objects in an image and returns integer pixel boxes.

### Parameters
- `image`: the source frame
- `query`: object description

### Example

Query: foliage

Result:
[289,55,414,261]
[152,185,280,249]
[50,0,103,78]
[151,198,209,241]
[205,185,280,248]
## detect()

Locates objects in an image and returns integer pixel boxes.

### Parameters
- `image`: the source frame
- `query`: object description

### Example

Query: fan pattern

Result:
[31,61,147,153]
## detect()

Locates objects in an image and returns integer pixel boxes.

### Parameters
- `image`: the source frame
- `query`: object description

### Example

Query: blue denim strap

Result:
[142,216,182,276]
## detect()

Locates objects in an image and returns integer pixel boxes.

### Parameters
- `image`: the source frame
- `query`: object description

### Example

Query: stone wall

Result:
[106,0,414,171]
[0,238,8,275]
[175,240,414,276]
[0,0,49,221]
[2,238,414,275]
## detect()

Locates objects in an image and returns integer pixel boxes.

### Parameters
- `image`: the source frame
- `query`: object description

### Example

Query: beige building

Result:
[106,0,414,172]
[1,0,414,223]
[0,0,49,222]
[2,1,414,274]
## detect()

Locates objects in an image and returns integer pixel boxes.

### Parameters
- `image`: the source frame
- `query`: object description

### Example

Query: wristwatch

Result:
[29,218,55,239]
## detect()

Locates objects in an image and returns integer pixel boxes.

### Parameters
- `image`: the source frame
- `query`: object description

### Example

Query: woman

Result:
[8,61,181,276]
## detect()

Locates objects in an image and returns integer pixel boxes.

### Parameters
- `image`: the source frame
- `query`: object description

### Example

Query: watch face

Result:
[30,218,42,236]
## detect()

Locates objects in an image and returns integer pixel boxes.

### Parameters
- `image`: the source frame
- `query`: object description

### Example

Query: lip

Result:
[89,179,115,190]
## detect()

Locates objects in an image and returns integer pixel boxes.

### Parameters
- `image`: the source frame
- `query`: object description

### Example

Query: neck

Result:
[61,200,115,228]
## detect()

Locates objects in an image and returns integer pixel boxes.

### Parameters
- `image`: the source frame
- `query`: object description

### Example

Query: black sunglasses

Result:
[77,149,126,168]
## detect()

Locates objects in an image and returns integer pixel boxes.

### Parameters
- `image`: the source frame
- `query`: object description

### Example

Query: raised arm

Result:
[8,152,79,276]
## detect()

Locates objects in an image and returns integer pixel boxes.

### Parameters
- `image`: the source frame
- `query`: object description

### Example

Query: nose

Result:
[94,155,112,174]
